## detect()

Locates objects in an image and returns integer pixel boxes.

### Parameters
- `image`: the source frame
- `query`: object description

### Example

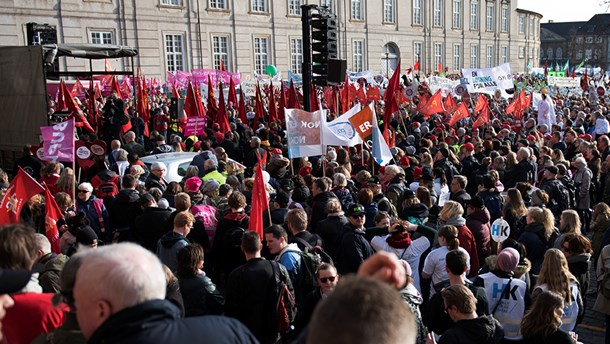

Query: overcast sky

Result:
[521,0,609,22]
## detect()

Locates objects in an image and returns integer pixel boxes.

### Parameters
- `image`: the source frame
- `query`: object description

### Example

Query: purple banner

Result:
[191,69,241,86]
[166,71,175,85]
[41,118,75,162]
[184,117,207,137]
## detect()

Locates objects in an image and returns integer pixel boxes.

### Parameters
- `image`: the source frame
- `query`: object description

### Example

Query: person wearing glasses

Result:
[157,211,194,272]
[297,263,340,330]
[75,182,109,242]
[336,203,375,275]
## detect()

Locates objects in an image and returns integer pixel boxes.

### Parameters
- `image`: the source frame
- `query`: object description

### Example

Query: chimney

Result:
[548,20,554,23]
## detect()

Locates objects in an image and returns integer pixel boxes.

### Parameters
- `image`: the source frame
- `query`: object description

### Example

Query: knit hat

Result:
[439,147,450,158]
[185,177,203,192]
[463,142,475,152]
[496,247,520,273]
[203,179,221,193]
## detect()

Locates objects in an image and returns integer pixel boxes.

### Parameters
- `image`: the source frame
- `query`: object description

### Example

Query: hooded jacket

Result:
[156,231,189,272]
[438,315,504,344]
[109,189,141,233]
[466,207,492,263]
[38,253,70,294]
[133,206,172,253]
[444,215,480,276]
[315,213,349,262]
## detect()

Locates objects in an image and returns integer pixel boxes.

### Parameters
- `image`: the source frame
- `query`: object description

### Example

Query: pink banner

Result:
[191,69,241,86]
[183,117,207,137]
[40,118,75,162]
[166,71,175,85]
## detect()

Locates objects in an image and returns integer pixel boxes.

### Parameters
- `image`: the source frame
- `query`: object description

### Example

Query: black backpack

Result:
[280,246,324,292]
[386,182,407,213]
[560,177,578,209]
[270,261,297,334]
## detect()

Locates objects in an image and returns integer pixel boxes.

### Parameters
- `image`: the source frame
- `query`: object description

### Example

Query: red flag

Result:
[57,80,67,111]
[61,80,94,133]
[228,77,238,107]
[111,76,123,100]
[310,82,319,111]
[253,82,265,128]
[419,90,444,119]
[581,70,589,92]
[238,85,248,125]
[525,92,533,108]
[194,84,207,118]
[474,94,489,115]
[135,75,150,137]
[278,82,287,121]
[171,83,179,98]
[448,102,470,126]
[506,90,524,114]
[288,80,300,109]
[184,82,201,118]
[71,80,86,98]
[220,59,226,72]
[544,61,548,76]
[414,60,420,71]
[443,93,458,116]
[571,69,576,78]
[43,186,61,253]
[366,86,381,101]
[437,63,442,73]
[472,106,490,130]
[207,75,218,123]
[248,155,269,239]
[341,74,350,113]
[268,81,278,123]
[121,77,131,99]
[383,60,401,143]
[216,81,231,134]
[94,83,102,99]
[0,168,45,225]
[357,84,367,104]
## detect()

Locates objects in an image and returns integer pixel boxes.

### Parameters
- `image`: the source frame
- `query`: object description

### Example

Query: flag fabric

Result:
[207,75,218,124]
[576,59,585,70]
[310,82,319,112]
[57,80,67,111]
[525,92,533,108]
[506,90,525,114]
[248,155,269,239]
[0,168,45,225]
[238,84,248,124]
[43,186,61,253]
[220,60,226,72]
[112,77,123,100]
[443,93,458,116]
[582,70,589,91]
[40,118,75,162]
[253,82,265,128]
[357,84,367,104]
[288,80,300,109]
[136,76,150,137]
[370,105,393,166]
[171,83,179,98]
[216,81,231,134]
[228,77,238,107]
[348,106,374,143]
[322,104,364,147]
[448,102,470,126]
[474,94,489,115]
[544,61,548,76]
[278,81,287,122]
[184,82,201,118]
[60,80,95,133]
[268,81,278,123]
[341,74,350,114]
[419,90,444,119]
[383,60,401,143]
[71,80,86,99]
[414,60,420,71]
[472,106,490,130]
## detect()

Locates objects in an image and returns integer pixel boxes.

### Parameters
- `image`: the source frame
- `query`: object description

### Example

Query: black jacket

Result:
[450,190,472,210]
[518,222,550,275]
[145,174,167,192]
[132,207,172,252]
[87,299,258,344]
[178,274,224,317]
[437,315,504,344]
[336,223,375,275]
[220,139,242,161]
[308,191,338,232]
[315,214,349,262]
[109,189,141,233]
[504,160,533,188]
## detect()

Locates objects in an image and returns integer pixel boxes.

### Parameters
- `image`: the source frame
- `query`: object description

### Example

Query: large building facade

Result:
[0,0,541,80]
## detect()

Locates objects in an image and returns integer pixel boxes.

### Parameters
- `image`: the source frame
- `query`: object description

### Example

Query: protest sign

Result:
[184,117,207,137]
[348,106,374,143]
[285,109,323,158]
[428,76,460,97]
[40,118,75,162]
[547,76,581,88]
[323,105,364,147]
[241,81,282,97]
[461,63,514,98]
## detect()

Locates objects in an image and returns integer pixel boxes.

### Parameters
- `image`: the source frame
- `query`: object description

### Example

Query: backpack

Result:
[560,177,578,209]
[270,261,298,334]
[280,246,323,293]
[554,181,571,213]
[293,236,334,265]
[377,196,398,218]
[92,174,119,200]
[386,182,407,213]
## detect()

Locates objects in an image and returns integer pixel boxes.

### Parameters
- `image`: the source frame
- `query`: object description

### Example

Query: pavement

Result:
[574,259,606,344]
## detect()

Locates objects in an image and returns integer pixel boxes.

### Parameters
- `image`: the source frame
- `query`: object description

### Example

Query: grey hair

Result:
[78,182,93,192]
[333,173,347,187]
[34,233,51,255]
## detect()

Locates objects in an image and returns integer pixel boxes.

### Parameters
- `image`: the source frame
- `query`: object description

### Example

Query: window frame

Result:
[320,0,334,12]
[253,36,270,75]
[251,0,269,13]
[90,30,113,45]
[351,0,363,21]
[353,39,364,72]
[383,0,395,23]
[486,45,493,67]
[211,35,230,71]
[434,43,443,68]
[290,37,303,74]
[453,43,461,71]
[413,0,422,25]
[519,46,525,59]
[486,3,495,32]
[453,0,461,29]
[288,0,302,16]
[470,0,478,30]
[519,16,525,33]
[164,33,185,72]
[471,44,479,68]
[209,0,228,10]
[501,6,509,32]
[501,46,508,64]
[433,0,442,27]
[161,0,181,6]
[414,42,422,66]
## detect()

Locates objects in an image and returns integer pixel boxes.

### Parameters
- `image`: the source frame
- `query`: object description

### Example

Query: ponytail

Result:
[439,225,460,250]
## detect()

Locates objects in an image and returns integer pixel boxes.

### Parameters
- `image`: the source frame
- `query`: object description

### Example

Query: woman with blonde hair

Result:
[521,290,578,343]
[518,207,557,275]
[553,209,581,249]
[438,201,479,275]
[422,225,470,296]
[503,188,528,239]
[532,249,583,332]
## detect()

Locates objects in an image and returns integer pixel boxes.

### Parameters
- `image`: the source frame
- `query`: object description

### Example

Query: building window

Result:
[352,0,363,20]
[288,0,302,15]
[486,45,493,67]
[519,46,525,59]
[212,35,230,71]
[529,18,534,37]
[384,0,394,23]
[320,0,334,12]
[251,0,268,13]
[290,38,303,74]
[486,3,494,31]
[501,46,508,64]
[253,36,269,75]
[576,50,583,60]
[453,0,461,28]
[413,0,422,25]
[209,0,228,9]
[596,36,603,44]
[453,44,461,71]
[586,36,593,44]
[471,44,478,67]
[519,16,525,33]
[470,0,478,30]
[90,31,113,45]
[165,34,185,72]
[353,40,364,72]
[433,0,442,27]
[576,37,584,44]
[161,0,181,5]
[556,48,563,59]
[585,49,593,59]
[501,6,509,32]
[434,43,443,68]
[529,47,533,59]
[595,49,601,59]
[414,42,422,65]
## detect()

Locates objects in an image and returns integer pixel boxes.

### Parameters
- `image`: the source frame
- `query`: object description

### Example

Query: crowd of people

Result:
[2,71,610,344]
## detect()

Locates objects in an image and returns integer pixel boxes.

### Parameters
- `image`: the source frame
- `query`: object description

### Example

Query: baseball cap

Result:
[346,203,366,216]
[545,165,558,175]
[403,189,416,199]
[368,176,381,185]
[0,269,31,294]
[462,142,475,152]
[278,179,295,191]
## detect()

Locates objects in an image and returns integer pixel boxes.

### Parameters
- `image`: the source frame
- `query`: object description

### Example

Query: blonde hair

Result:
[527,207,555,239]
[439,201,464,222]
[559,209,581,235]
[536,248,576,304]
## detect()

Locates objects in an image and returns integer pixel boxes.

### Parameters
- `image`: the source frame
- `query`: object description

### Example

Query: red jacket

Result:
[2,293,67,344]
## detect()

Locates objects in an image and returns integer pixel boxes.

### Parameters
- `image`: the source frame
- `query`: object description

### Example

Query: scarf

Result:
[386,232,412,248]
[444,215,466,227]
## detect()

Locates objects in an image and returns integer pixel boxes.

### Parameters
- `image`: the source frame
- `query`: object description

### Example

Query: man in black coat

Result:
[132,194,172,252]
[225,231,293,344]
[315,198,349,262]
[220,131,242,162]
[108,175,141,239]
[503,147,533,189]
[73,243,258,344]
[336,203,375,275]
[308,177,338,233]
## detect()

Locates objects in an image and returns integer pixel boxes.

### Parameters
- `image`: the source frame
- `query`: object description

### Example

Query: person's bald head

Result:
[110,140,121,150]
[73,243,166,339]
[203,159,217,171]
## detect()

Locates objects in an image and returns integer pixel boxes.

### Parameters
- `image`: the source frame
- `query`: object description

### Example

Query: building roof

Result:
[516,8,543,18]
[541,21,586,39]
[576,13,610,35]
[540,27,566,43]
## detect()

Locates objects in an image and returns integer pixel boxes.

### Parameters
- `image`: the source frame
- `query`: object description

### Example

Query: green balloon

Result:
[265,64,278,76]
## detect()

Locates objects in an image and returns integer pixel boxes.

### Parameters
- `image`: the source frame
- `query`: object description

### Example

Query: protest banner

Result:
[285,109,323,158]
[184,117,207,137]
[547,76,581,88]
[428,76,460,97]
[241,80,282,97]
[348,106,374,143]
[323,104,363,146]
[461,63,514,98]
[348,70,375,84]
[40,118,75,162]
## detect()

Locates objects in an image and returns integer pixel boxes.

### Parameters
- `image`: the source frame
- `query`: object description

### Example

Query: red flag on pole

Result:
[448,102,470,126]
[278,81,287,122]
[194,84,207,118]
[57,79,67,111]
[268,81,278,123]
[418,90,444,119]
[248,155,269,239]
[443,93,458,116]
[506,90,525,114]
[216,81,231,134]
[383,60,401,143]
[472,106,490,130]
[0,168,45,225]
[238,86,248,124]
[341,74,350,113]
[112,76,123,100]
[474,94,489,115]
[43,185,61,253]
[61,80,95,133]
[228,77,238,107]
[288,80,300,109]
[184,82,200,118]
[310,82,319,111]
[414,60,420,71]
[581,70,589,91]
[171,83,179,99]
[253,82,265,129]
[207,75,218,123]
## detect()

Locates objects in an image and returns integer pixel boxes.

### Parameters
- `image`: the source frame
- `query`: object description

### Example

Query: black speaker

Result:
[170,98,185,120]
[327,59,347,84]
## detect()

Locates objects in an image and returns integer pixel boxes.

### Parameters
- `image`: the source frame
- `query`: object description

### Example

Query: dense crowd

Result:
[2,72,610,344]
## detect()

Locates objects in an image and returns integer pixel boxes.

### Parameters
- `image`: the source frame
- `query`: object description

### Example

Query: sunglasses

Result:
[350,214,365,219]
[77,190,89,194]
[319,276,337,283]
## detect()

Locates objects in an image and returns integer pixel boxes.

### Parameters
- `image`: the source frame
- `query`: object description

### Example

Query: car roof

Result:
[140,152,197,163]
